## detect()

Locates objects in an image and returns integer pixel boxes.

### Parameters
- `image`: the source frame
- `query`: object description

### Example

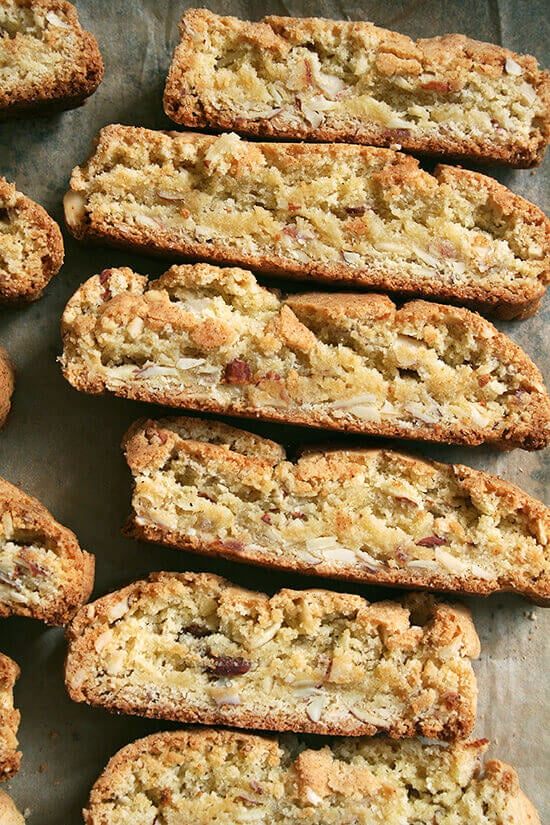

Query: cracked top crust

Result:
[0,653,20,782]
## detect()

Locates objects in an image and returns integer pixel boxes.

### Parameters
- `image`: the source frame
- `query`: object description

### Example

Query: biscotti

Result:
[164,9,550,168]
[84,729,540,825]
[0,177,64,302]
[0,348,14,428]
[65,572,479,740]
[0,477,94,625]
[0,654,20,781]
[123,417,550,603]
[60,264,550,450]
[0,0,103,118]
[62,126,550,319]
[0,791,24,824]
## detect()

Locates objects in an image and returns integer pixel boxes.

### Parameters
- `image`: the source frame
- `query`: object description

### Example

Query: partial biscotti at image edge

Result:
[164,9,550,167]
[0,791,24,825]
[60,263,550,451]
[0,654,20,781]
[123,416,550,604]
[83,729,541,825]
[65,571,479,740]
[0,477,95,625]
[0,0,103,118]
[0,348,14,428]
[0,177,64,302]
[62,126,550,320]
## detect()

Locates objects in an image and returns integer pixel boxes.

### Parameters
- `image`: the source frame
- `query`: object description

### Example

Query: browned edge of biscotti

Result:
[120,416,550,605]
[0,1,104,117]
[164,10,550,168]
[0,177,64,302]
[61,268,550,451]
[0,348,15,428]
[65,571,479,740]
[0,653,20,781]
[0,790,24,825]
[63,128,550,319]
[0,477,95,625]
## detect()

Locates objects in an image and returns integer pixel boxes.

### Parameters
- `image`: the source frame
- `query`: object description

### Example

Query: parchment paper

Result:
[0,1,548,822]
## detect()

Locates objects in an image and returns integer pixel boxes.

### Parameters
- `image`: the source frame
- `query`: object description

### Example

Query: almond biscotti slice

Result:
[164,10,550,168]
[0,477,94,625]
[60,264,550,450]
[123,417,550,603]
[0,178,64,302]
[0,348,14,428]
[0,654,20,781]
[84,730,540,825]
[65,571,479,740]
[0,0,103,118]
[62,126,550,318]
[0,791,24,824]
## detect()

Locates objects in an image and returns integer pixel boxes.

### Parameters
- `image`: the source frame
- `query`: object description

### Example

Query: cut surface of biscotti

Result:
[60,264,550,450]
[62,126,550,319]
[123,417,550,603]
[84,729,540,825]
[0,654,20,781]
[0,0,103,117]
[0,477,94,625]
[65,571,479,740]
[0,791,24,824]
[0,348,14,428]
[164,10,550,168]
[0,177,64,302]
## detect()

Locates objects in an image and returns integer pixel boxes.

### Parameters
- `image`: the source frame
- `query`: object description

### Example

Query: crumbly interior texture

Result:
[66,572,479,740]
[0,791,24,825]
[0,177,64,302]
[63,126,550,318]
[123,417,550,603]
[0,347,14,426]
[60,264,550,450]
[0,0,103,115]
[0,476,94,625]
[164,10,550,167]
[84,729,541,825]
[0,654,20,781]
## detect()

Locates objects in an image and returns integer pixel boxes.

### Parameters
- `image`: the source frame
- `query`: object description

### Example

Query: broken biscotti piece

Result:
[0,791,24,824]
[0,0,103,118]
[66,571,479,740]
[0,348,14,427]
[164,10,550,168]
[123,417,550,603]
[0,477,94,625]
[60,264,550,450]
[0,654,20,781]
[84,729,541,825]
[0,178,64,302]
[62,126,550,318]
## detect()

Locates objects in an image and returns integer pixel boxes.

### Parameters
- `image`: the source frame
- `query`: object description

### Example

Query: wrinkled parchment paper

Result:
[0,1,548,821]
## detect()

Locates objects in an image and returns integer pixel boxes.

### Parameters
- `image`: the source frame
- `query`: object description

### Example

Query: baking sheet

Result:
[0,0,548,821]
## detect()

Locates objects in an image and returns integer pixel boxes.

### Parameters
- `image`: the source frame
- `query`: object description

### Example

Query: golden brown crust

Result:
[0,476,95,625]
[63,126,550,319]
[83,729,541,825]
[0,177,64,302]
[0,348,14,428]
[0,0,103,118]
[65,571,479,740]
[164,10,550,167]
[0,791,24,824]
[0,654,20,782]
[122,416,550,604]
[60,265,550,451]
